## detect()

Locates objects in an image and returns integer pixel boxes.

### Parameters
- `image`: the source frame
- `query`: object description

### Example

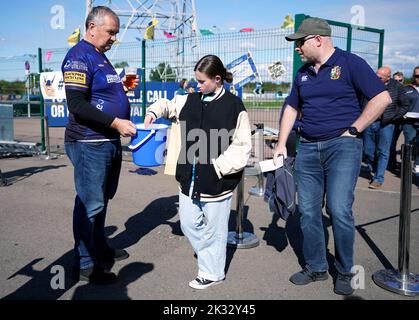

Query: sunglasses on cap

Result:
[296,35,317,48]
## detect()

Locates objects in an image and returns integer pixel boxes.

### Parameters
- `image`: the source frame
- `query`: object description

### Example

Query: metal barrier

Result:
[249,123,265,197]
[0,104,14,141]
[373,144,419,296]
[227,176,259,249]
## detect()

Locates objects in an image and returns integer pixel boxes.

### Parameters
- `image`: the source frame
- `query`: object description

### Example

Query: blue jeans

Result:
[363,121,395,184]
[65,140,122,269]
[178,186,232,281]
[295,135,362,275]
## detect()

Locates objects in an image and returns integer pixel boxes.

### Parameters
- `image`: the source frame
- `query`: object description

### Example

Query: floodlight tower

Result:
[87,0,200,79]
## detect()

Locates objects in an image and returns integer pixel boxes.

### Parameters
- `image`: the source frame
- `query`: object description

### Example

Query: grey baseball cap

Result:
[285,17,331,41]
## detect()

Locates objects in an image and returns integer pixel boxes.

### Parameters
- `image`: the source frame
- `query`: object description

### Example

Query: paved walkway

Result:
[0,118,418,300]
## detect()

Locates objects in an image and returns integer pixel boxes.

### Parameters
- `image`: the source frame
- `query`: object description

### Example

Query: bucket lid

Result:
[135,123,169,130]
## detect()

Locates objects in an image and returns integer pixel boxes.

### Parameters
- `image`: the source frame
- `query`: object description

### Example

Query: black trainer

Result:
[334,273,354,295]
[289,267,329,285]
[73,266,117,285]
[98,249,130,262]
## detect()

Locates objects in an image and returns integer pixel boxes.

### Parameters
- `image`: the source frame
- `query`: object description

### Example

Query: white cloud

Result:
[307,0,419,76]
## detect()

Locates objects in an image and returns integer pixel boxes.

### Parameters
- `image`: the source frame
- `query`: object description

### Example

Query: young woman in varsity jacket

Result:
[144,55,252,289]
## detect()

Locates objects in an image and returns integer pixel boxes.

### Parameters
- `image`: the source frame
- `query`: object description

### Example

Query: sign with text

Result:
[226,52,259,90]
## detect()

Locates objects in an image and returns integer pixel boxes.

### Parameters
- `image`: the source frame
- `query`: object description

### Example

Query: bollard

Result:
[227,176,259,249]
[373,144,419,296]
[249,123,265,197]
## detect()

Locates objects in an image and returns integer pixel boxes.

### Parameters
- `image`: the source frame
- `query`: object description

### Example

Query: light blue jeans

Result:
[178,187,232,281]
[363,121,395,184]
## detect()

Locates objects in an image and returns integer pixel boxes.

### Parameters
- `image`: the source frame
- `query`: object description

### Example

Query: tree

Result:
[0,80,26,94]
[149,62,176,82]
[114,61,129,68]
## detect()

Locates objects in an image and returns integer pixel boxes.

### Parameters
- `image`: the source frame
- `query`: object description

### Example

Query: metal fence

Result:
[0,13,384,158]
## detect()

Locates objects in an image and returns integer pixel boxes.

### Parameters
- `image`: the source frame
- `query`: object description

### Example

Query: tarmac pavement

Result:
[0,118,418,300]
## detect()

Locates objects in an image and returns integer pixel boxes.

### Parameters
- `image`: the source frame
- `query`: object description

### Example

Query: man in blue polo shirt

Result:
[273,17,391,295]
[63,6,137,284]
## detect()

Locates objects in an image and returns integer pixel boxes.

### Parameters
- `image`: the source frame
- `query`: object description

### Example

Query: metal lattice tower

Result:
[87,0,200,79]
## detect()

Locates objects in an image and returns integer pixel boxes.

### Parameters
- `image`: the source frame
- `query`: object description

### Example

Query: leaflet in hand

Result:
[405,112,419,119]
[259,157,284,173]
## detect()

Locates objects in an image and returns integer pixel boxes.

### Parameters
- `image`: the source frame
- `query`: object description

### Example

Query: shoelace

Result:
[196,277,210,284]
[337,274,352,281]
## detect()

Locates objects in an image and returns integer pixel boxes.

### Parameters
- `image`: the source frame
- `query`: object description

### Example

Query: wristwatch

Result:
[348,126,360,137]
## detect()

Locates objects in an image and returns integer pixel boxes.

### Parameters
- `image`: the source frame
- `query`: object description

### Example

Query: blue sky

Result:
[0,0,418,80]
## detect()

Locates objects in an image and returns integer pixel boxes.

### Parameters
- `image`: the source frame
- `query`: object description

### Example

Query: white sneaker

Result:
[188,276,224,290]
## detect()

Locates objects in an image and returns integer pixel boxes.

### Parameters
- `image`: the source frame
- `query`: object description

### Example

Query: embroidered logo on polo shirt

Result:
[301,75,308,82]
[330,66,341,80]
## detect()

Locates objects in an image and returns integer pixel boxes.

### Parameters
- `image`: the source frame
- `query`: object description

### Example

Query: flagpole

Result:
[38,48,46,152]
[142,39,146,122]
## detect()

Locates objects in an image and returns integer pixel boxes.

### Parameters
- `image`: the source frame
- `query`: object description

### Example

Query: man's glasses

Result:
[396,79,404,82]
[296,35,316,48]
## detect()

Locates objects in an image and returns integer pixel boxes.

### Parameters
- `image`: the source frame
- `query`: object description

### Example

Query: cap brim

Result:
[285,32,309,41]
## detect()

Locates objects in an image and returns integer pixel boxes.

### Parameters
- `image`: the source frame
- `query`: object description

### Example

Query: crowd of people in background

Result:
[365,66,419,190]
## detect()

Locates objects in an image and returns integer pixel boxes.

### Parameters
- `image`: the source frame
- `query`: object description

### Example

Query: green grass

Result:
[243,100,284,109]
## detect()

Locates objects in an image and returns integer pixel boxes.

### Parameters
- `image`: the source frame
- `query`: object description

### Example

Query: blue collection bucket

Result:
[128,123,168,167]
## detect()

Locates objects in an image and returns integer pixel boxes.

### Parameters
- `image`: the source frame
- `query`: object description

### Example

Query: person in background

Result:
[363,66,409,188]
[175,78,189,96]
[401,66,419,174]
[393,71,404,84]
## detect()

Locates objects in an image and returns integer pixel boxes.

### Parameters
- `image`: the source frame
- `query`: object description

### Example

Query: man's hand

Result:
[110,118,136,137]
[273,144,287,165]
[143,114,155,129]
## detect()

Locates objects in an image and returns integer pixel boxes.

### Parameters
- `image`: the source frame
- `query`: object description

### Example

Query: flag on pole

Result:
[199,29,214,36]
[67,28,80,47]
[239,27,254,32]
[144,18,158,40]
[281,15,295,29]
[163,31,176,39]
[45,51,53,63]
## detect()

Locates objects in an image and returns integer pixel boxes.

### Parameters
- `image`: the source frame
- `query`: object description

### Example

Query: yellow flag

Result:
[68,28,81,47]
[144,18,159,40]
[281,15,295,29]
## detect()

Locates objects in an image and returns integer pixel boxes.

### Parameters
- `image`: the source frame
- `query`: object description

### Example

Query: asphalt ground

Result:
[0,118,418,303]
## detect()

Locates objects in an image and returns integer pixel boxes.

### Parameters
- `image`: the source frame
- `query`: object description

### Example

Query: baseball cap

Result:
[285,17,331,41]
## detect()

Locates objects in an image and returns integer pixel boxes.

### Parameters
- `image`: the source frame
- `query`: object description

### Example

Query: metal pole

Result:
[373,144,418,296]
[398,144,413,280]
[141,39,146,122]
[227,176,259,249]
[26,76,31,118]
[42,115,57,160]
[38,48,46,152]
[249,123,265,196]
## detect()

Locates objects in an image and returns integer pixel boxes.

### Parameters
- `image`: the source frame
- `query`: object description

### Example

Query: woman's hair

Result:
[179,78,188,88]
[194,55,233,84]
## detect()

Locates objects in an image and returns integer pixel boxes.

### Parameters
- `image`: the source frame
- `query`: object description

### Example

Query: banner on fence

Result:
[40,69,242,127]
[226,52,259,90]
